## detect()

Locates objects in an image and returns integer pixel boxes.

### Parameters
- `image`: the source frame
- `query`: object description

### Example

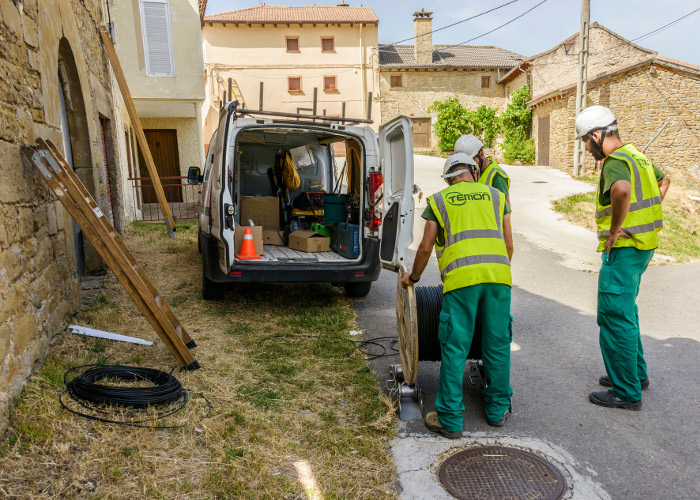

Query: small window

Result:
[481,76,490,88]
[390,74,402,88]
[288,76,302,92]
[323,76,337,91]
[321,37,335,52]
[286,37,300,52]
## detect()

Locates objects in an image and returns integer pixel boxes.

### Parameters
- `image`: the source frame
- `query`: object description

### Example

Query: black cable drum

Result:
[415,285,482,362]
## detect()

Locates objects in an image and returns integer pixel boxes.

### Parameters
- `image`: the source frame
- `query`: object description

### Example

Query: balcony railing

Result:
[129,176,200,221]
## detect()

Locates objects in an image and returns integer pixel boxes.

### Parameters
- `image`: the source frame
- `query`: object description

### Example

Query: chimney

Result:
[413,9,433,66]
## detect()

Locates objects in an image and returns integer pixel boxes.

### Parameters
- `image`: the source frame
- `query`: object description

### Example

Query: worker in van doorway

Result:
[575,105,670,410]
[401,153,514,438]
[455,134,512,208]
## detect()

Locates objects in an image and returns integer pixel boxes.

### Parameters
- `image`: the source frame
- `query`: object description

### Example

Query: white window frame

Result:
[139,0,175,77]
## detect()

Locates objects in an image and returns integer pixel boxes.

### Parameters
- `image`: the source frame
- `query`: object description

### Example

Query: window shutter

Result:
[142,0,174,75]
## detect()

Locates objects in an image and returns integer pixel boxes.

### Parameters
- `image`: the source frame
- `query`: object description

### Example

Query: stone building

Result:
[378,9,520,150]
[201,4,380,147]
[499,23,700,172]
[0,0,127,432]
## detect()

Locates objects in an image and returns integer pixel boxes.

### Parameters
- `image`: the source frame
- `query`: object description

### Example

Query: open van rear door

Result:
[378,116,415,271]
[210,106,237,274]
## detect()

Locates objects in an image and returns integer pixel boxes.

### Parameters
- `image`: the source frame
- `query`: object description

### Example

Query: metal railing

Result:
[129,176,200,221]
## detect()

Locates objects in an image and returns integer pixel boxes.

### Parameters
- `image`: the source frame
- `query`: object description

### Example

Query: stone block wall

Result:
[0,0,120,433]
[529,25,654,98]
[531,65,700,174]
[379,69,507,150]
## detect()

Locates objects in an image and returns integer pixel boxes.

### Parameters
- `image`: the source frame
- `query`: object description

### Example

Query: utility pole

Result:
[573,0,590,176]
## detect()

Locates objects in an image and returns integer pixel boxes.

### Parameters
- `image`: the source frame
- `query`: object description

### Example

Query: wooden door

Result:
[537,115,550,166]
[137,129,182,203]
[412,118,431,148]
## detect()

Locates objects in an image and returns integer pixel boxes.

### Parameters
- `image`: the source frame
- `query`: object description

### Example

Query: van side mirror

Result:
[188,166,203,184]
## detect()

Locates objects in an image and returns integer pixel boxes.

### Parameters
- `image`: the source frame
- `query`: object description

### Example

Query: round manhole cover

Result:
[438,446,566,500]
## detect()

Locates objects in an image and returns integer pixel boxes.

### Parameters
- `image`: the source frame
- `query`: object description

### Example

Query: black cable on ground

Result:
[257,334,399,361]
[60,365,212,428]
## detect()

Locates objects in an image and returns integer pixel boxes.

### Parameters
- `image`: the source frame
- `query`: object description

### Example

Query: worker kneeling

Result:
[401,153,514,439]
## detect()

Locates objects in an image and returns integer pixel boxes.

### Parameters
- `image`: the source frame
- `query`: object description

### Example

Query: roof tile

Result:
[204,5,378,24]
[379,44,521,69]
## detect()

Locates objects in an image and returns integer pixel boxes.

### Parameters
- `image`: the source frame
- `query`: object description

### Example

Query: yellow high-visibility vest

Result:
[595,144,663,251]
[479,158,510,190]
[428,182,511,294]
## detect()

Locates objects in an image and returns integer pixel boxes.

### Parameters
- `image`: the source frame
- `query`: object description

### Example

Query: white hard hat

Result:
[454,134,484,158]
[575,105,617,139]
[442,153,478,179]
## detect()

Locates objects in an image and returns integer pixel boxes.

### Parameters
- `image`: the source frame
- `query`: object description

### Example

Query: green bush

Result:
[427,96,473,151]
[503,137,535,165]
[500,85,534,164]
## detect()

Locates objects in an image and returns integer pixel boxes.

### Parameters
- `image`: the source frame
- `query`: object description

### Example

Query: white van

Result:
[189,102,415,300]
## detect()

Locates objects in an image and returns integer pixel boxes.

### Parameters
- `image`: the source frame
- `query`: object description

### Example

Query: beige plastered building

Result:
[201,4,380,148]
[498,23,700,173]
[379,10,521,152]
[111,0,206,218]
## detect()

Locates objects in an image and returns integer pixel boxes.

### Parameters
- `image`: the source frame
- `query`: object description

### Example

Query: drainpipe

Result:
[360,23,366,119]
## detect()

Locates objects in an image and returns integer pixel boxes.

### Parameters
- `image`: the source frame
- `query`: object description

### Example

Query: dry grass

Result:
[552,168,700,262]
[0,221,397,498]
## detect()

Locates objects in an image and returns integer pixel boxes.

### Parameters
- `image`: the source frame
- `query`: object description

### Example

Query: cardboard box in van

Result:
[240,196,280,229]
[263,229,285,246]
[234,226,264,256]
[288,230,330,253]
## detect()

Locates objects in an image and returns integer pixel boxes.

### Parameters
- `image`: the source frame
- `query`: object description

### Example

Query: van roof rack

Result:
[221,85,373,125]
[234,107,372,125]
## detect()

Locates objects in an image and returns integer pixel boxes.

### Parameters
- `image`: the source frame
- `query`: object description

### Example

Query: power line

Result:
[410,0,549,57]
[523,7,700,69]
[379,0,523,49]
[630,7,700,43]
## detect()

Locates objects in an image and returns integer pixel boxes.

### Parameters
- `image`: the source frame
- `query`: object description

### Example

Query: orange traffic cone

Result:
[235,227,261,260]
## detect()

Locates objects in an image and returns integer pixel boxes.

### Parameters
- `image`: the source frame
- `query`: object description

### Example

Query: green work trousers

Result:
[435,283,513,431]
[597,247,654,402]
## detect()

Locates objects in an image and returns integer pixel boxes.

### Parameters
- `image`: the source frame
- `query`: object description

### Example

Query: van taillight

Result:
[366,172,383,231]
[208,196,213,228]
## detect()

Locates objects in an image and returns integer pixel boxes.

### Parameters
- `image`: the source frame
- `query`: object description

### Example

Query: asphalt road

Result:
[353,155,700,499]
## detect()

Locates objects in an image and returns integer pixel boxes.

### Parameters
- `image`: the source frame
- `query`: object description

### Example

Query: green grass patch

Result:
[553,174,700,262]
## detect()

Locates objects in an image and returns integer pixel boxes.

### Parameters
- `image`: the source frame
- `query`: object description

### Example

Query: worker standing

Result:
[574,105,670,410]
[455,134,512,208]
[401,153,514,438]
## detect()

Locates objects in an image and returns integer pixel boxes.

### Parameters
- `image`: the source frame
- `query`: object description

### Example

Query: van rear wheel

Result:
[344,282,371,298]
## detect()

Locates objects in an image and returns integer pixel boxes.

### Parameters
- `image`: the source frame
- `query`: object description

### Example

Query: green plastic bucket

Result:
[323,194,348,225]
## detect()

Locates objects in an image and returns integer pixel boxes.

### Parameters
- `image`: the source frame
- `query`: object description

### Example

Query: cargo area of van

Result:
[231,126,369,264]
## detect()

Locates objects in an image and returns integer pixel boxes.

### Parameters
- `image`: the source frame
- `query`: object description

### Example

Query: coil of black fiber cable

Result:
[415,285,444,362]
[65,365,186,408]
[414,285,483,362]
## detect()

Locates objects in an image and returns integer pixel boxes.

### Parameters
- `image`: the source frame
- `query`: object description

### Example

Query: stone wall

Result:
[532,64,700,174]
[529,24,654,98]
[379,69,507,150]
[0,0,121,433]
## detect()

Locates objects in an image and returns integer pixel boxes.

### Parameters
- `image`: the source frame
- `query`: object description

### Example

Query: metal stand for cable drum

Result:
[389,266,486,420]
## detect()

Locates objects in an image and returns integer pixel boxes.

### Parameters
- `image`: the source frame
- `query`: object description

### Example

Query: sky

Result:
[204,0,700,65]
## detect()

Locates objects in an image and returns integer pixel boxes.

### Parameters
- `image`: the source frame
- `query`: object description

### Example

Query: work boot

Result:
[599,375,649,390]
[424,412,461,439]
[487,406,512,427]
[589,390,642,411]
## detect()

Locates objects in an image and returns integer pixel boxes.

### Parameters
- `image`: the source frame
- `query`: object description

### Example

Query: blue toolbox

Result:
[337,222,359,259]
